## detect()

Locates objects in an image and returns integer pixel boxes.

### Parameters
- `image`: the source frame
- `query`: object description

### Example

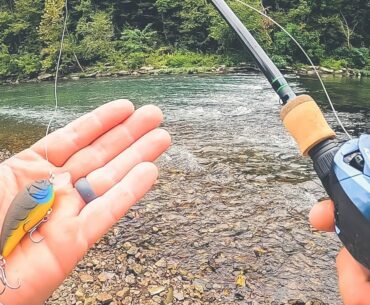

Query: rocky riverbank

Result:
[46,169,336,305]
[1,64,368,85]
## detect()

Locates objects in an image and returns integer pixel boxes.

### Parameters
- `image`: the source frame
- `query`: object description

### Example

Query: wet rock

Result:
[84,297,96,305]
[96,292,113,304]
[319,67,334,74]
[140,66,154,73]
[99,72,112,77]
[193,279,205,293]
[148,286,166,296]
[152,295,162,304]
[97,272,115,282]
[37,73,53,81]
[126,245,139,256]
[173,289,184,301]
[75,289,85,301]
[131,263,143,274]
[164,287,174,304]
[116,288,130,298]
[79,273,94,283]
[155,258,167,268]
[117,70,130,76]
[125,274,136,285]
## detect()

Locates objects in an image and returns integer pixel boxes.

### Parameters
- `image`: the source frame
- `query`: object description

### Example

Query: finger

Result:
[309,200,335,232]
[55,128,170,219]
[86,128,170,196]
[79,162,158,246]
[63,105,163,183]
[337,248,370,305]
[31,99,135,166]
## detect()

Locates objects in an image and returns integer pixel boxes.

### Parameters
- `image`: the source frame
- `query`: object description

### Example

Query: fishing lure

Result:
[0,179,55,293]
[0,0,67,296]
[0,180,55,258]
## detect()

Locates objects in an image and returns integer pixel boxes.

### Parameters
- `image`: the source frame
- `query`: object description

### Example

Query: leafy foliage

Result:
[120,25,158,53]
[0,0,368,79]
[76,11,115,62]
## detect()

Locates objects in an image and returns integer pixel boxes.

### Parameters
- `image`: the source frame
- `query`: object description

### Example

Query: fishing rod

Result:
[210,0,370,269]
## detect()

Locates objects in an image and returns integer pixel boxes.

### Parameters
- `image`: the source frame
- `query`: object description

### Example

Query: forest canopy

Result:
[0,0,369,79]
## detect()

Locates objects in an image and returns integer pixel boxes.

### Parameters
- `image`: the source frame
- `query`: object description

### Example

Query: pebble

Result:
[132,263,143,274]
[75,289,85,301]
[155,258,167,268]
[174,289,185,301]
[164,287,174,304]
[98,273,108,282]
[116,288,130,298]
[127,246,139,256]
[79,274,94,283]
[125,274,136,284]
[148,286,166,296]
[83,297,96,305]
[152,295,162,304]
[96,292,113,304]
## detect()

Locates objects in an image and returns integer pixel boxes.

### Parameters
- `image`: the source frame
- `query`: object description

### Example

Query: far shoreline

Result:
[1,64,368,85]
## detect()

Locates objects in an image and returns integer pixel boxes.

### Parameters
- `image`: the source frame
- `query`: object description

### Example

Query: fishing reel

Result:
[310,134,370,269]
[281,94,370,269]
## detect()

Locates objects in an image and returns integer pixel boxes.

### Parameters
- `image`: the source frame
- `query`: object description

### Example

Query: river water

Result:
[0,74,369,304]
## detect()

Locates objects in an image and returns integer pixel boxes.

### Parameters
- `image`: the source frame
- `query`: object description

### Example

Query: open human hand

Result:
[310,200,370,305]
[0,100,171,305]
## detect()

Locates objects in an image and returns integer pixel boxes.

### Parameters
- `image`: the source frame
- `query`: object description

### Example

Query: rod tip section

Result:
[281,95,336,156]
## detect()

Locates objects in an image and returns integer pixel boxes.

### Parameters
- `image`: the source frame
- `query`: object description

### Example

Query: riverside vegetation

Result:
[0,0,369,81]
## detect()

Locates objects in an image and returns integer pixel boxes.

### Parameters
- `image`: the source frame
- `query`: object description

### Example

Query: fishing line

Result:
[233,0,352,140]
[44,0,68,167]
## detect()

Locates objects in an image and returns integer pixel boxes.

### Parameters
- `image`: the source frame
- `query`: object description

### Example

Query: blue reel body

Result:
[331,134,370,268]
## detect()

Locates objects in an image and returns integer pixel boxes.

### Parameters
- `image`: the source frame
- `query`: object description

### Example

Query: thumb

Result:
[309,199,335,232]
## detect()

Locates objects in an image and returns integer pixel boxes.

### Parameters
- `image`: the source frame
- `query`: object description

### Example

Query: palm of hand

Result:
[0,100,171,305]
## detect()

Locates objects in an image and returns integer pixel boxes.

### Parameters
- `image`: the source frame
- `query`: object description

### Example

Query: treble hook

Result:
[28,209,53,244]
[0,257,21,295]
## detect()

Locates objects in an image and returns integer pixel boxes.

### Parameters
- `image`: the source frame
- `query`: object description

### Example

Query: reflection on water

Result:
[0,74,369,304]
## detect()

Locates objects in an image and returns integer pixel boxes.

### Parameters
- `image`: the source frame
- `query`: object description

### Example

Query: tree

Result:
[39,0,68,71]
[76,11,115,62]
[120,24,158,53]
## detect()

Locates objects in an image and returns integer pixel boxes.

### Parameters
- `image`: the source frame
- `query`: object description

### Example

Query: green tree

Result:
[120,24,158,53]
[209,0,272,54]
[76,11,116,63]
[39,0,68,71]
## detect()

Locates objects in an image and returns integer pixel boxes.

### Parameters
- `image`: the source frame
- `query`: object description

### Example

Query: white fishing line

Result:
[234,0,352,140]
[45,0,68,165]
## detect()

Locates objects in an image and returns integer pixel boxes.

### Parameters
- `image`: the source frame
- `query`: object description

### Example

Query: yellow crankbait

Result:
[0,179,55,294]
[0,180,55,258]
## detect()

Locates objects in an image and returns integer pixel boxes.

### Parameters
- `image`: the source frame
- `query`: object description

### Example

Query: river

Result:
[0,74,369,304]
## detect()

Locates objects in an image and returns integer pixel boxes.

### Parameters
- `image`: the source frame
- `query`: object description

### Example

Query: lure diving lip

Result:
[0,180,55,258]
